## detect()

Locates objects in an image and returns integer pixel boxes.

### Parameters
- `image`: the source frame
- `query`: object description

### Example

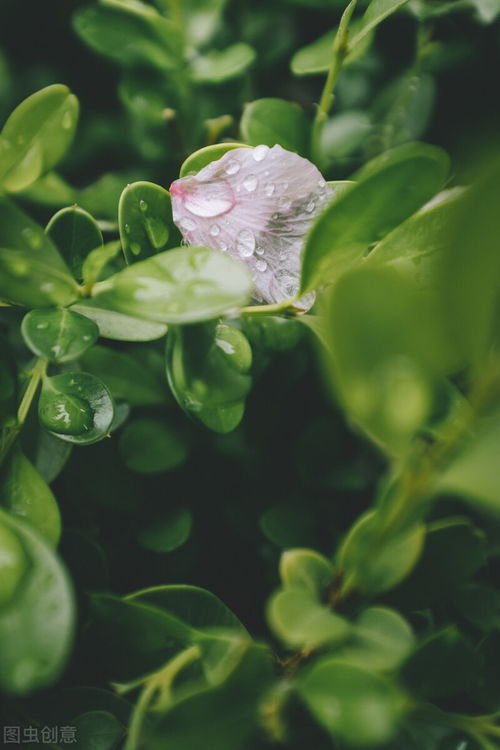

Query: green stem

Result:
[0,358,47,467]
[239,299,301,318]
[310,0,356,165]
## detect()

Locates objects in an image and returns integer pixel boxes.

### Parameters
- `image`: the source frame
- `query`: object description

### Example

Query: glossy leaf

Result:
[0,509,75,695]
[190,43,256,83]
[71,299,167,341]
[46,205,103,280]
[31,426,73,484]
[119,181,179,263]
[119,418,189,473]
[300,142,449,294]
[0,197,78,307]
[166,321,252,432]
[350,0,411,51]
[38,371,114,445]
[291,20,374,76]
[1,448,61,547]
[81,345,167,406]
[0,517,28,607]
[279,548,334,598]
[82,241,122,289]
[336,607,415,672]
[91,246,252,324]
[298,658,405,747]
[240,98,310,155]
[72,710,123,750]
[0,84,79,192]
[21,308,98,363]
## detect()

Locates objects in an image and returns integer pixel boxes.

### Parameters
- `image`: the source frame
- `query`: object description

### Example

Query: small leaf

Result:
[138,508,192,553]
[300,142,449,294]
[119,181,180,263]
[0,509,75,695]
[0,84,79,192]
[190,43,256,83]
[279,548,334,598]
[0,517,28,607]
[72,710,123,750]
[46,205,103,280]
[1,448,61,547]
[38,372,114,445]
[21,308,99,363]
[91,246,252,324]
[349,0,411,51]
[268,589,351,649]
[119,418,189,473]
[71,299,167,341]
[179,143,250,178]
[82,241,122,289]
[298,658,405,746]
[240,98,310,155]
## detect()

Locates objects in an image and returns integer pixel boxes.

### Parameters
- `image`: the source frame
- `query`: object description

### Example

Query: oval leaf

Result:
[21,308,99,363]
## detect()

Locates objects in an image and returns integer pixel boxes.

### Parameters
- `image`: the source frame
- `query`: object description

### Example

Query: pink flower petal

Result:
[170,144,332,308]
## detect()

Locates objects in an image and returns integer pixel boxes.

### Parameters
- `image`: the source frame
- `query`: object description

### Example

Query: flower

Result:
[170,144,332,308]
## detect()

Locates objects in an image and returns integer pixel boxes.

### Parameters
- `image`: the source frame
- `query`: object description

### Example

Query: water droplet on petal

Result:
[282,182,289,190]
[180,217,196,231]
[236,229,256,258]
[225,160,241,175]
[253,145,269,162]
[256,247,264,255]
[209,224,220,236]
[243,174,258,192]
[265,183,275,197]
[130,242,142,256]
[255,260,267,272]
[318,179,326,188]
[184,182,234,218]
[139,199,148,212]
[306,200,316,213]
[62,110,73,130]
[219,240,228,251]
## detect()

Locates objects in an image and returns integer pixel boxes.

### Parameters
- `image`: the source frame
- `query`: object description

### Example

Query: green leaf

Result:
[179,143,250,178]
[91,246,252,324]
[190,43,256,83]
[73,0,182,70]
[300,142,449,294]
[268,589,351,649]
[0,334,17,427]
[38,371,114,445]
[291,20,374,76]
[82,241,122,289]
[0,516,29,607]
[21,308,99,363]
[71,299,167,341]
[338,510,426,594]
[119,418,189,473]
[436,410,500,514]
[324,266,447,453]
[119,181,180,263]
[0,197,78,307]
[298,658,405,746]
[31,426,72,484]
[1,448,61,547]
[157,0,227,47]
[46,205,103,281]
[320,110,372,165]
[279,548,334,598]
[18,171,77,208]
[81,345,167,406]
[470,0,500,23]
[73,710,124,750]
[0,84,79,192]
[350,0,411,51]
[336,607,415,672]
[137,508,192,553]
[166,322,252,432]
[240,98,310,155]
[260,506,318,549]
[0,508,75,695]
[452,582,500,631]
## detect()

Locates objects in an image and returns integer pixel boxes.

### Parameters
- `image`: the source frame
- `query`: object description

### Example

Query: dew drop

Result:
[243,174,258,192]
[209,224,220,236]
[139,199,148,212]
[62,110,73,130]
[253,145,269,162]
[8,259,29,277]
[282,182,289,191]
[255,259,267,272]
[40,282,55,292]
[36,322,48,330]
[318,179,326,188]
[219,240,228,251]
[124,223,131,234]
[305,200,316,213]
[184,182,234,218]
[256,247,264,255]
[264,183,275,197]
[130,242,142,256]
[236,229,256,258]
[280,200,291,211]
[180,217,196,231]
[225,160,241,175]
